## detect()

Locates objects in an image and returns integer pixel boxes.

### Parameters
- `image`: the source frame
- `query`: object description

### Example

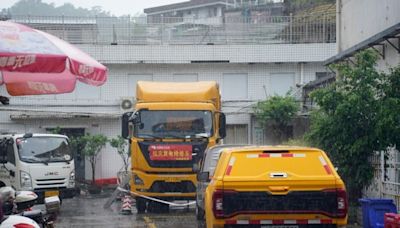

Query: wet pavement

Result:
[53,190,360,228]
[54,190,201,228]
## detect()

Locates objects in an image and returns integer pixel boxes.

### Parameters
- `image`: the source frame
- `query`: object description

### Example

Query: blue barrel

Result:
[359,198,397,228]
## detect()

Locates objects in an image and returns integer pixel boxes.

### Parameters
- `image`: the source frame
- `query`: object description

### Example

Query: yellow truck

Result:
[121,81,226,213]
[202,146,348,228]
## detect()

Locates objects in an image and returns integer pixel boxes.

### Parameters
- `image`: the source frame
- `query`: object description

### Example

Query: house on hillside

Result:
[144,0,285,24]
[144,0,226,25]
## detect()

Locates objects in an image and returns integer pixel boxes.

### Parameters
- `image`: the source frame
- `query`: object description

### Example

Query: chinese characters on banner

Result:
[149,144,193,161]
[0,55,36,70]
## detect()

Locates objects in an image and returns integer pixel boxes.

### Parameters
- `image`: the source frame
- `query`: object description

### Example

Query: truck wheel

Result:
[196,205,205,220]
[136,198,147,214]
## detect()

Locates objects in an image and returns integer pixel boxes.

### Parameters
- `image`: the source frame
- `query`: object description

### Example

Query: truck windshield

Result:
[17,137,72,163]
[135,110,213,139]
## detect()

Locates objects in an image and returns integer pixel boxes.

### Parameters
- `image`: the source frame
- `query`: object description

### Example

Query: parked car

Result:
[200,146,348,228]
[194,144,249,220]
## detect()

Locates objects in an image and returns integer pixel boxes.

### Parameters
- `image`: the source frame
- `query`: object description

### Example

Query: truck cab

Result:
[122,81,226,213]
[0,133,78,203]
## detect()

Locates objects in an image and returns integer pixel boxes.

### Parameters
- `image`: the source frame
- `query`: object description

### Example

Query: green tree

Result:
[283,0,335,14]
[77,134,108,185]
[376,66,400,148]
[307,50,400,201]
[109,135,130,172]
[253,95,299,143]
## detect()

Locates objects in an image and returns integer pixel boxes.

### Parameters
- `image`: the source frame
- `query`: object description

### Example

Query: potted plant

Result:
[78,133,108,194]
[109,135,130,187]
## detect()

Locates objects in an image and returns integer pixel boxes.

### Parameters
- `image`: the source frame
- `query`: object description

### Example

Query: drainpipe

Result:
[336,0,342,53]
[300,62,305,85]
[380,151,384,198]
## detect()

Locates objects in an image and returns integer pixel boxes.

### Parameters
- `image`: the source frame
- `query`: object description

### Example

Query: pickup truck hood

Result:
[219,151,343,218]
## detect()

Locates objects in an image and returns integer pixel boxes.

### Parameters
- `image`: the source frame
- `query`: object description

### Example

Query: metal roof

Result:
[324,22,400,65]
[303,75,336,89]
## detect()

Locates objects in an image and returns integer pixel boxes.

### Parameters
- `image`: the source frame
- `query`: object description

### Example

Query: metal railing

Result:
[7,14,336,45]
[364,149,400,210]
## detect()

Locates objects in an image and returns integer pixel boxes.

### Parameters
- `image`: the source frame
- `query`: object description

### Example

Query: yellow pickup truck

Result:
[202,146,348,228]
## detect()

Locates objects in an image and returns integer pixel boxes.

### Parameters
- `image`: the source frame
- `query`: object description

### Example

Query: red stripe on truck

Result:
[225,157,236,176]
[225,219,333,225]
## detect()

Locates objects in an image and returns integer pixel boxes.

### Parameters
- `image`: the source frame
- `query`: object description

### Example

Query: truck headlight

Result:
[133,174,144,185]
[68,171,75,187]
[20,171,32,190]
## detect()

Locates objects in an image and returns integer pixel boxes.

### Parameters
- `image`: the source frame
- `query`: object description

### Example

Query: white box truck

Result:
[0,133,78,203]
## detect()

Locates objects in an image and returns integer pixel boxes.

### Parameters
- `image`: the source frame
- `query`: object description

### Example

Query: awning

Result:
[324,22,400,65]
[10,113,120,120]
[0,106,121,120]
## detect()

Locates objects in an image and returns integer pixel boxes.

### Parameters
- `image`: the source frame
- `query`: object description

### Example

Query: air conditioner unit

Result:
[120,97,135,111]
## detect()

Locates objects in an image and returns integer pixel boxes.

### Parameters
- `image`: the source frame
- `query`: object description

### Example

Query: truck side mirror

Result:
[0,139,10,164]
[121,112,133,139]
[218,113,226,139]
[0,150,7,164]
[197,172,209,182]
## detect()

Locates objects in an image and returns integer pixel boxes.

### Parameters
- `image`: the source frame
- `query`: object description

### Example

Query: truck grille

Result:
[35,178,66,188]
[138,141,208,168]
[223,191,339,218]
[149,181,196,193]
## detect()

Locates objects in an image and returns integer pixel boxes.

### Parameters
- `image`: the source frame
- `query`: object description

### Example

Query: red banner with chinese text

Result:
[149,144,193,161]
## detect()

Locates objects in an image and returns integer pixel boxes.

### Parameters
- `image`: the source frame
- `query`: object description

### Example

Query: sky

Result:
[1,0,185,16]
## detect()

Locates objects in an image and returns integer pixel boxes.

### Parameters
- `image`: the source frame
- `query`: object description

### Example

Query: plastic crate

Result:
[385,213,400,228]
[359,198,397,228]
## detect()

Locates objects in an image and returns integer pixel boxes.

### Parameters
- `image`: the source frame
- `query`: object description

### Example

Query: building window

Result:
[270,73,295,96]
[225,124,248,144]
[222,73,248,100]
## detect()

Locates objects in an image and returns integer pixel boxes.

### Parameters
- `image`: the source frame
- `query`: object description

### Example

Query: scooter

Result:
[0,187,60,228]
[0,215,41,228]
[0,187,40,228]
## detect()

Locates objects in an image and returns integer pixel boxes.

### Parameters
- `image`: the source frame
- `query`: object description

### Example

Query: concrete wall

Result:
[76,43,336,64]
[1,62,327,105]
[338,0,400,51]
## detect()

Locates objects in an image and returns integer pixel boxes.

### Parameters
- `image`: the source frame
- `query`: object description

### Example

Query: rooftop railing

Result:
[7,14,336,45]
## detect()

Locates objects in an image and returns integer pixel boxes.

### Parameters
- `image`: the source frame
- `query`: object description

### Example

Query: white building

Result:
[325,0,400,205]
[0,13,335,183]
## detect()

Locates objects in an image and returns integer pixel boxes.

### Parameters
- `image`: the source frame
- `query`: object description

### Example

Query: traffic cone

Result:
[120,195,132,215]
